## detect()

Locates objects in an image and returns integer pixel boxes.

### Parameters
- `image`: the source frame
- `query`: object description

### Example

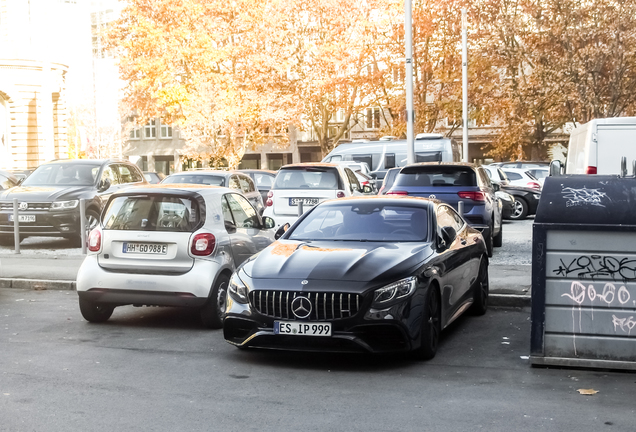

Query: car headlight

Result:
[372,276,417,307]
[228,270,249,304]
[50,200,79,210]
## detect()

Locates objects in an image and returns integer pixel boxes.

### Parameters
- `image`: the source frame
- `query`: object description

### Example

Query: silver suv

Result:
[76,185,276,328]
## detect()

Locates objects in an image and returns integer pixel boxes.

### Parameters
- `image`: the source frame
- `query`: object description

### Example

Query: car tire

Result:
[510,197,529,220]
[71,208,101,248]
[0,235,15,247]
[493,221,503,248]
[485,224,494,257]
[79,298,114,323]
[469,257,489,316]
[200,274,229,329]
[412,285,441,361]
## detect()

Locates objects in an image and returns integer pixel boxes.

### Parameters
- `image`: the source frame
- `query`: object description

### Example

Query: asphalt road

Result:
[1,288,634,432]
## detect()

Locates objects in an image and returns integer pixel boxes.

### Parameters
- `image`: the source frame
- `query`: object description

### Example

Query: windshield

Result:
[288,203,428,242]
[103,195,200,232]
[22,163,100,187]
[395,167,476,187]
[273,167,342,190]
[162,174,225,186]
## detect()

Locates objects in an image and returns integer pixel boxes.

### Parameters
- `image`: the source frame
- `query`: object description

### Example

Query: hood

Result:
[243,240,434,283]
[0,186,94,202]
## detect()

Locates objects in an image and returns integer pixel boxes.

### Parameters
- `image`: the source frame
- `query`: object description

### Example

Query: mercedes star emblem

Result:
[291,296,312,319]
[301,280,309,285]
[18,202,28,211]
[429,194,436,199]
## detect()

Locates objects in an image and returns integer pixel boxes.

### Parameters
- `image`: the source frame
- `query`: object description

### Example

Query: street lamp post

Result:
[462,8,469,163]
[405,0,415,165]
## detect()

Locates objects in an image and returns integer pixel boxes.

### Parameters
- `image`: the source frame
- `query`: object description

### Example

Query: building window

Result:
[366,107,380,129]
[160,121,173,138]
[144,119,156,138]
[129,128,140,139]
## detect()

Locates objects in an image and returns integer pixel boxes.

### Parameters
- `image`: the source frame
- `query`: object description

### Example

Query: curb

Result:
[0,278,76,291]
[489,293,530,307]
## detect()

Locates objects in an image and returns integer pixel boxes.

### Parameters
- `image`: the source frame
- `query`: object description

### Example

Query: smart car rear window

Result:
[273,167,343,190]
[395,167,476,187]
[103,195,201,232]
[162,174,225,186]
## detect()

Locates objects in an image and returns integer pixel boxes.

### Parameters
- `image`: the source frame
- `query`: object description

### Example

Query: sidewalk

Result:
[0,252,531,306]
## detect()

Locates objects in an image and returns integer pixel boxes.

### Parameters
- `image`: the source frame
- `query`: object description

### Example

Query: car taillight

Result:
[88,229,101,252]
[266,191,273,206]
[527,182,541,189]
[191,233,216,256]
[267,190,273,198]
[387,190,408,196]
[457,191,486,201]
[337,191,345,198]
[586,166,597,174]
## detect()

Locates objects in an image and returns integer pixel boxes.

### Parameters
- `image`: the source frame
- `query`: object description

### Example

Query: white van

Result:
[565,117,636,174]
[322,134,461,185]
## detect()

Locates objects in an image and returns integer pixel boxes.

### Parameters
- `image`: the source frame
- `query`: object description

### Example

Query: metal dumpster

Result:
[531,174,636,370]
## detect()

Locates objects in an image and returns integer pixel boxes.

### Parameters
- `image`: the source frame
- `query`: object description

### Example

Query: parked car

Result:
[483,166,539,220]
[482,165,510,187]
[263,163,374,229]
[143,171,166,184]
[76,185,278,328]
[162,170,265,215]
[7,169,32,184]
[377,167,401,195]
[224,196,489,359]
[501,168,542,190]
[526,167,548,187]
[239,169,277,205]
[490,161,549,169]
[0,159,147,247]
[0,170,20,190]
[387,163,502,256]
[333,161,372,176]
[482,165,515,219]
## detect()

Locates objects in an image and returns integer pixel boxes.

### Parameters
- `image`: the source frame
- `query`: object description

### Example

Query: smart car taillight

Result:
[191,233,216,256]
[387,190,408,196]
[527,182,541,189]
[337,191,345,198]
[457,191,486,201]
[586,166,597,174]
[266,191,274,206]
[88,229,101,252]
[267,190,273,198]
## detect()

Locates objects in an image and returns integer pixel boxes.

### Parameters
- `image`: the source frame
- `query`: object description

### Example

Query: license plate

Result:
[122,242,167,255]
[274,321,331,336]
[289,198,319,206]
[8,215,35,223]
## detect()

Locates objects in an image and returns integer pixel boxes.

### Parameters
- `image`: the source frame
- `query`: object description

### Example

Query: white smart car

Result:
[263,163,374,229]
[76,184,277,328]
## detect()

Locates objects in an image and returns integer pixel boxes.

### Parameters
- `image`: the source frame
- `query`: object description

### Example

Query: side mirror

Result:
[362,184,374,194]
[440,226,457,248]
[98,178,111,192]
[492,182,500,192]
[274,223,290,240]
[549,160,562,177]
[224,220,237,234]
[263,216,276,230]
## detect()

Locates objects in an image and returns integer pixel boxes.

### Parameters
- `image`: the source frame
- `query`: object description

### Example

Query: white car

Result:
[263,163,374,228]
[76,184,277,328]
[526,167,548,187]
[501,168,542,190]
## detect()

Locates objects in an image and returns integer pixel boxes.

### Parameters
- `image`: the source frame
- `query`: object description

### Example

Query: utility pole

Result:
[462,8,469,163]
[405,0,415,165]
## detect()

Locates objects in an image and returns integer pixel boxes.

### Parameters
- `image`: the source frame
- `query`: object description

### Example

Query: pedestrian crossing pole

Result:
[405,0,415,165]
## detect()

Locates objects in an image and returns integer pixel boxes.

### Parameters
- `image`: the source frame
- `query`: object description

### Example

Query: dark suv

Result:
[387,163,502,256]
[0,159,147,246]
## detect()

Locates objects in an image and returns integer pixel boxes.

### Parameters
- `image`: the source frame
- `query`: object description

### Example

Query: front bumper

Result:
[76,255,222,306]
[0,209,80,237]
[223,290,425,354]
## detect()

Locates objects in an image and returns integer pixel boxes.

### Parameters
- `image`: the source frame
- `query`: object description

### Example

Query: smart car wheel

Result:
[412,286,441,361]
[485,224,494,257]
[510,197,528,220]
[79,298,114,323]
[469,257,489,316]
[493,221,503,248]
[200,274,229,329]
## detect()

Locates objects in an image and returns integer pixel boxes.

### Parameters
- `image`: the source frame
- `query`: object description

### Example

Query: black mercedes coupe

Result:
[223,196,489,359]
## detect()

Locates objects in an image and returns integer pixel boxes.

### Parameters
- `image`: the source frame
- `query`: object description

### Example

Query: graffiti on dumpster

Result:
[562,281,635,354]
[553,255,636,281]
[562,187,608,208]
